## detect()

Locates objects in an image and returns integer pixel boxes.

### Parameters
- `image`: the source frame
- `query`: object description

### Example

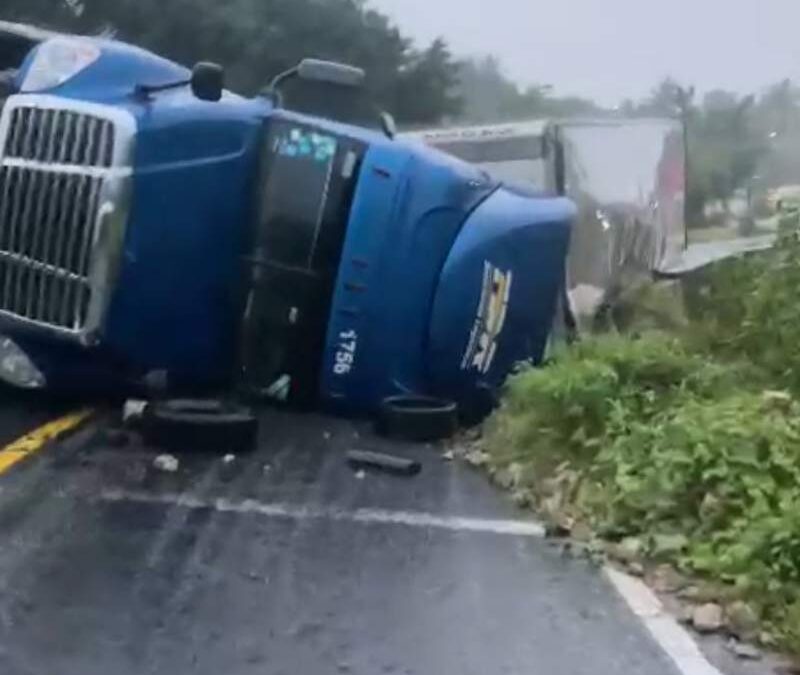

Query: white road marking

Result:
[604,567,725,675]
[101,489,726,675]
[100,489,547,537]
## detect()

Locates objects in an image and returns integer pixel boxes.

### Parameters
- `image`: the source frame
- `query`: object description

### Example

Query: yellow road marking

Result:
[0,410,93,476]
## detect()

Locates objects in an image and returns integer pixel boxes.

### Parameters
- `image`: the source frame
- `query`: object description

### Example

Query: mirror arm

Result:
[133,78,190,100]
[262,66,299,101]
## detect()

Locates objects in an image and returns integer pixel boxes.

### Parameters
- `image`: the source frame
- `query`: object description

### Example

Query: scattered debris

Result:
[726,600,760,640]
[692,603,724,633]
[153,454,179,473]
[346,450,421,477]
[123,399,149,424]
[726,639,762,661]
[222,454,236,464]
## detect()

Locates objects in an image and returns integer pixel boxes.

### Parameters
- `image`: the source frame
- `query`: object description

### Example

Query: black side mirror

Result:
[191,62,224,102]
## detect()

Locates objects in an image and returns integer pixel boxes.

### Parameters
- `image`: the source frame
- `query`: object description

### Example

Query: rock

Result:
[651,564,686,594]
[510,490,531,508]
[464,450,490,468]
[692,603,724,633]
[608,536,643,563]
[627,562,645,578]
[507,462,524,485]
[540,495,574,536]
[762,389,793,412]
[650,533,688,558]
[677,605,694,624]
[759,630,777,647]
[495,468,515,490]
[725,600,759,640]
[570,521,594,543]
[494,463,524,489]
[726,639,761,661]
[680,581,724,603]
[153,454,179,473]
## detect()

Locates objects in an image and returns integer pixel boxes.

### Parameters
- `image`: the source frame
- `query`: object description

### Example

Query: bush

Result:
[484,331,800,653]
[486,332,757,489]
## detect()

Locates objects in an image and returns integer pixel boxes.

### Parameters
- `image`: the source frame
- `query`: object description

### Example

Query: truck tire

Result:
[143,399,258,454]
[376,395,458,442]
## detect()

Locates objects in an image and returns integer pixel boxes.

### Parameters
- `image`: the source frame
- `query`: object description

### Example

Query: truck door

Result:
[239,117,365,403]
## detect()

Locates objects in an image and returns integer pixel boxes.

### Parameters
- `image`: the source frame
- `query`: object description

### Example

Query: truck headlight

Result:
[20,38,101,92]
[0,337,45,389]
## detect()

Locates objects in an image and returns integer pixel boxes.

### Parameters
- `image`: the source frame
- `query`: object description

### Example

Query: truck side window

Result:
[258,124,339,270]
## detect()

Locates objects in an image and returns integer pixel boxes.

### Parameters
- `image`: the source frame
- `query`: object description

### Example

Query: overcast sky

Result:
[371,0,800,105]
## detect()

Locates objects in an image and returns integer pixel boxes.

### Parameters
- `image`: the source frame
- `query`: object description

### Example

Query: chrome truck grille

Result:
[0,96,135,342]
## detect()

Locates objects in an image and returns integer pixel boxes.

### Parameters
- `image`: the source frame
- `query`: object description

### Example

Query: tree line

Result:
[2,0,462,124]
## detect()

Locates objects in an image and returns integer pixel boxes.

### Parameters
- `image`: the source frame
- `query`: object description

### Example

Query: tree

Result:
[2,0,462,125]
[394,38,462,125]
[453,56,601,124]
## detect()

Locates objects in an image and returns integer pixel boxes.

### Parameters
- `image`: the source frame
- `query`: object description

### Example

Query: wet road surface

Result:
[0,406,685,675]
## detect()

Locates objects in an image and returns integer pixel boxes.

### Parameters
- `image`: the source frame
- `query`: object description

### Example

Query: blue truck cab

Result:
[0,23,575,415]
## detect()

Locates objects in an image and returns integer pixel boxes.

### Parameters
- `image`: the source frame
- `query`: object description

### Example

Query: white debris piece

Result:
[153,454,179,473]
[442,450,455,461]
[355,470,366,480]
[223,454,236,464]
[323,431,332,441]
[123,399,149,424]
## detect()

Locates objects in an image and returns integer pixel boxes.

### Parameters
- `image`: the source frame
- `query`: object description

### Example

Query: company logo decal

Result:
[461,262,513,374]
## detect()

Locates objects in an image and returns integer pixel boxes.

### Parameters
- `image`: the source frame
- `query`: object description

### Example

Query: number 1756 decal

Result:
[333,330,358,376]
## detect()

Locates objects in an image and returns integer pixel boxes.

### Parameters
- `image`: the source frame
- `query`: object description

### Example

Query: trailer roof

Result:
[0,20,58,43]
[403,120,551,144]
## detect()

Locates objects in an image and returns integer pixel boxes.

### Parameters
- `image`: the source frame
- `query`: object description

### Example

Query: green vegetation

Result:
[484,223,800,655]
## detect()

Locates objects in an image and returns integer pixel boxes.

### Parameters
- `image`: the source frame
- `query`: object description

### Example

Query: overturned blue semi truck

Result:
[0,22,574,416]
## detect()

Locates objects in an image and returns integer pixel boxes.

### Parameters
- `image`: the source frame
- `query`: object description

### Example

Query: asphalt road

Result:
[0,406,688,675]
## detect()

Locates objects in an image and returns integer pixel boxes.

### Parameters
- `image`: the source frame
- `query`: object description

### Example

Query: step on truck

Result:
[0,22,574,418]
